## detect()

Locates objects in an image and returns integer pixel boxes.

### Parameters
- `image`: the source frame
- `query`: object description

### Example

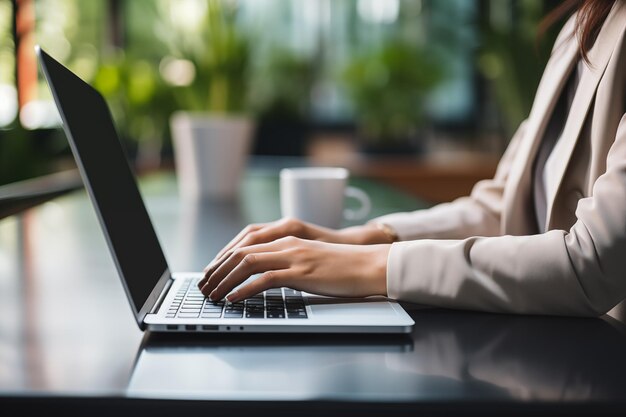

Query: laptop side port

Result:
[202,325,218,331]
[185,325,196,331]
[166,325,178,331]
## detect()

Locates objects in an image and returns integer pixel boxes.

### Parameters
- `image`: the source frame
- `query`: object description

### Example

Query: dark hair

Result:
[539,0,616,63]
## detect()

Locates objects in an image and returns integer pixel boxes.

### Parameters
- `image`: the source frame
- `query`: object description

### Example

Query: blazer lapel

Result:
[502,18,578,235]
[545,2,626,230]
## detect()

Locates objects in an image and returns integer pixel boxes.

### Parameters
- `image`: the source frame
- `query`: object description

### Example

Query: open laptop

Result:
[36,46,414,334]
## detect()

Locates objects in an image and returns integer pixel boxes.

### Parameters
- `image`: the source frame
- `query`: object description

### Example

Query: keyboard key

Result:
[224,312,243,318]
[267,311,285,318]
[288,311,308,318]
[246,311,264,318]
[177,313,200,318]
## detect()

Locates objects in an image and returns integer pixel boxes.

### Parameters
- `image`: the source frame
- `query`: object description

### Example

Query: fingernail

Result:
[227,291,240,303]
[209,291,217,301]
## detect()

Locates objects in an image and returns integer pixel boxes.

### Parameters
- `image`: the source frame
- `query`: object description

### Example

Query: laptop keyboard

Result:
[165,279,308,319]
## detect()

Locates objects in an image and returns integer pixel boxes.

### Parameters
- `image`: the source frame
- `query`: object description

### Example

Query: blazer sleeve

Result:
[387,113,626,317]
[371,119,528,241]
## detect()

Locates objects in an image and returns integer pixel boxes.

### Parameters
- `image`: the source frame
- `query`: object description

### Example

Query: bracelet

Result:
[373,222,399,243]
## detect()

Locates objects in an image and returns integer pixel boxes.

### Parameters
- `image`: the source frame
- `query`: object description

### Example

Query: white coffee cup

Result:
[280,167,371,229]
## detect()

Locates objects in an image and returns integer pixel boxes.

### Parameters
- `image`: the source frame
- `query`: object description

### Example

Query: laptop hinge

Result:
[149,275,173,314]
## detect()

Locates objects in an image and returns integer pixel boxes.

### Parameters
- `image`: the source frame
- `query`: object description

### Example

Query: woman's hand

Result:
[200,217,393,283]
[198,236,390,302]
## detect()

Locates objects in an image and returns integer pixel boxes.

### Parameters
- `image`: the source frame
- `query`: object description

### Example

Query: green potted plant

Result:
[342,38,444,154]
[165,0,254,199]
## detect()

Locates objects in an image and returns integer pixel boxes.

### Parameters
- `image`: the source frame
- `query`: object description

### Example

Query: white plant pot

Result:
[170,112,255,200]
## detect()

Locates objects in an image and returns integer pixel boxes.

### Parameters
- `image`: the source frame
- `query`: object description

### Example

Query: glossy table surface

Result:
[1,164,626,415]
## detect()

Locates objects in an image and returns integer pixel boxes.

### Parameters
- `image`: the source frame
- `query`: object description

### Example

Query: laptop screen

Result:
[38,48,169,315]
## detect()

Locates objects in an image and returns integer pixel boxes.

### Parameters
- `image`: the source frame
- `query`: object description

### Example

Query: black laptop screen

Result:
[38,48,168,314]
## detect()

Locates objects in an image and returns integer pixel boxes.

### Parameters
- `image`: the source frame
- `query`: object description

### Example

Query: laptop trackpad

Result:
[305,295,399,318]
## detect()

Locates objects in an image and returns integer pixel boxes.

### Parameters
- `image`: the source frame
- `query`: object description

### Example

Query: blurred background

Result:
[0,0,564,205]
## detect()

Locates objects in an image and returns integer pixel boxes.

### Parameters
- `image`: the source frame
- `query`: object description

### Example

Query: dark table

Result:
[1,165,626,416]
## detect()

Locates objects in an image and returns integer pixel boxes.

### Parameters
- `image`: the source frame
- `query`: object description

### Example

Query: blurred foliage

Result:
[0,129,45,185]
[0,124,68,185]
[93,53,176,148]
[0,0,570,184]
[156,0,250,114]
[477,0,560,136]
[342,38,445,144]
[251,49,315,121]
[0,0,14,86]
[35,0,104,102]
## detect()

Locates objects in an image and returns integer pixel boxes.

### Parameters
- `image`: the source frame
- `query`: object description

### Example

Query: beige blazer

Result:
[373,1,626,316]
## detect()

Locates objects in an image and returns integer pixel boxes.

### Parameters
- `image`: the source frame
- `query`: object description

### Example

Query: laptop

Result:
[36,46,415,334]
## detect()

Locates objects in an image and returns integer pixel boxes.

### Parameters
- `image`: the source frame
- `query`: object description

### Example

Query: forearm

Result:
[332,223,397,245]
[371,195,503,242]
[387,229,621,316]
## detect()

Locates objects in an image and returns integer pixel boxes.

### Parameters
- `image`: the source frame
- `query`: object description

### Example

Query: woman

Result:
[199,0,626,316]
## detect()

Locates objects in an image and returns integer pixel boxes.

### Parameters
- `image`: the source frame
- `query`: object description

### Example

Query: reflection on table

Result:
[129,310,626,402]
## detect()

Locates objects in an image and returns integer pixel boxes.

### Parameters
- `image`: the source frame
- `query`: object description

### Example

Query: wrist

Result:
[369,222,398,243]
[364,244,390,296]
[334,223,398,245]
